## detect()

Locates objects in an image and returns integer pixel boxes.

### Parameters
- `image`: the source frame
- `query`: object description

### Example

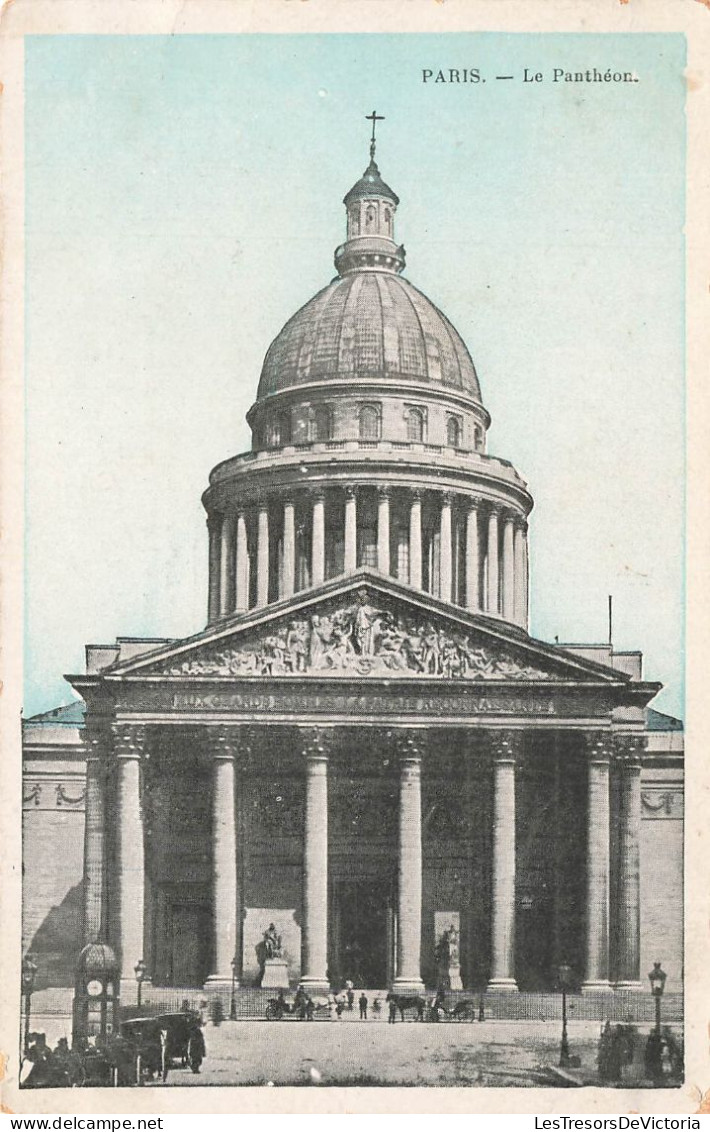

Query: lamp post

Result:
[558,963,573,1068]
[134,959,147,1010]
[21,954,38,1052]
[648,962,666,1036]
[230,953,238,1021]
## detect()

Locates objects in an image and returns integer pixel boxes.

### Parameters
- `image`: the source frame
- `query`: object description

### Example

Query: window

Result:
[384,207,392,235]
[365,205,376,232]
[311,405,332,442]
[406,406,426,442]
[349,206,360,236]
[447,416,462,448]
[277,410,292,446]
[473,425,483,451]
[359,404,381,440]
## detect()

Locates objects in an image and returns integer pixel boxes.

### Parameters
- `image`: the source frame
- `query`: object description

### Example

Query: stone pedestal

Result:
[439,965,463,992]
[260,959,290,988]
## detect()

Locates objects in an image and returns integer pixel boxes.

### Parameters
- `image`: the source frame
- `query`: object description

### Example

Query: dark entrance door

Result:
[168,903,211,987]
[335,881,390,987]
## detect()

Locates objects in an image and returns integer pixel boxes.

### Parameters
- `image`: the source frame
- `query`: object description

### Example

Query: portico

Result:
[72,573,657,1000]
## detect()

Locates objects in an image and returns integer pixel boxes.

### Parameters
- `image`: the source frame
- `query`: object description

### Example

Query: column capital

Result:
[395,729,424,764]
[440,491,454,506]
[310,487,326,503]
[490,729,523,763]
[212,724,238,761]
[111,723,146,759]
[613,733,646,766]
[409,488,422,503]
[466,496,481,513]
[300,727,329,763]
[377,484,391,500]
[584,732,615,764]
[345,485,357,501]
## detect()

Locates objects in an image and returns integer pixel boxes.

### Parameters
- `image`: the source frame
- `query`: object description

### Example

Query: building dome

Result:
[256,271,482,401]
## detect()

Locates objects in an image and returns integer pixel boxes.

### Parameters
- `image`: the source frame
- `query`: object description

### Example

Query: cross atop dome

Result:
[365,109,385,161]
[336,112,404,276]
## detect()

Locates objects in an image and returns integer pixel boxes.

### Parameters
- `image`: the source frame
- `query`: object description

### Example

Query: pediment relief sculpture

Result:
[161,598,559,682]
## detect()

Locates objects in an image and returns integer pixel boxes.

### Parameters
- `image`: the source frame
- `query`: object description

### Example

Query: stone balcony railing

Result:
[208,438,529,492]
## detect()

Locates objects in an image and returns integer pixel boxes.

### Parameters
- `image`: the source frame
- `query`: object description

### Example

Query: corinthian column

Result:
[311,492,325,587]
[282,499,296,598]
[513,524,527,628]
[256,504,269,607]
[235,510,248,613]
[488,730,520,991]
[486,508,500,614]
[502,515,516,621]
[394,734,425,992]
[113,724,146,987]
[82,731,106,944]
[219,514,236,617]
[409,491,422,589]
[207,516,222,624]
[582,734,612,991]
[614,735,644,989]
[439,494,453,602]
[377,487,391,575]
[205,727,239,987]
[465,501,480,612]
[301,731,329,992]
[344,487,357,574]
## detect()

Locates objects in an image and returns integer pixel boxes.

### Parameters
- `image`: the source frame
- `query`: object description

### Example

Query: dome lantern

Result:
[335,111,405,277]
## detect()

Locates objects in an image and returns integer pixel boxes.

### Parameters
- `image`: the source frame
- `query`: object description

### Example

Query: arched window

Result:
[359,404,380,440]
[365,205,377,232]
[473,425,483,451]
[447,416,462,448]
[275,409,292,446]
[311,404,331,442]
[349,206,360,236]
[384,207,392,235]
[406,407,425,442]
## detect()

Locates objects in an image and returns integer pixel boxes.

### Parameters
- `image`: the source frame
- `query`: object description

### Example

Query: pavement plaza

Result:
[143,1019,665,1089]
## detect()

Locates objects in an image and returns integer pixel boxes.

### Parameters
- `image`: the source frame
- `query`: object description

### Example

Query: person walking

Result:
[388,997,397,1025]
[359,992,368,1020]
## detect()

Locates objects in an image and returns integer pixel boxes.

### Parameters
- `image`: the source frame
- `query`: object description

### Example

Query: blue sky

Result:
[24,33,685,717]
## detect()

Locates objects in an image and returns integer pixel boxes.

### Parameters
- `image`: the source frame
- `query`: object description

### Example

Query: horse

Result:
[386,992,425,1022]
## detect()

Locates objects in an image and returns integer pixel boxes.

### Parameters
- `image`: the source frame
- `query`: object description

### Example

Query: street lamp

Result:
[134,959,147,1010]
[558,963,573,1068]
[21,954,38,1052]
[648,962,667,1036]
[230,953,238,1021]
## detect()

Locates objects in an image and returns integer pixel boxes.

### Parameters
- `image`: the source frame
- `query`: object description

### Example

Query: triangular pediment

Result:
[109,571,627,686]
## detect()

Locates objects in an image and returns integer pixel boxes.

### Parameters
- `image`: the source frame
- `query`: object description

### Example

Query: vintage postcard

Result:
[1,0,708,1117]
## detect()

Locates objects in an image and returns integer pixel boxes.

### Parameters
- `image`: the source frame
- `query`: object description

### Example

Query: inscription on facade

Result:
[171,689,559,716]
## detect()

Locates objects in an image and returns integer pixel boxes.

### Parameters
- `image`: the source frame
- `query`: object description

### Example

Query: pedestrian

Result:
[373,996,383,1019]
[359,992,368,1020]
[388,997,397,1025]
[347,987,355,1012]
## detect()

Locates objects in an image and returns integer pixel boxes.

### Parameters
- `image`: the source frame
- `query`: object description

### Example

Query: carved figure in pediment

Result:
[285,620,309,672]
[353,598,382,656]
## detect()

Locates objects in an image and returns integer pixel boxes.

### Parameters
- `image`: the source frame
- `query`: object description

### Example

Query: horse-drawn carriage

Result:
[120,1011,205,1082]
[265,989,332,1021]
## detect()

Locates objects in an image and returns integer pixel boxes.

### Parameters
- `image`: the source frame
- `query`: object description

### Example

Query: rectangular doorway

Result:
[332,880,393,987]
[168,903,211,987]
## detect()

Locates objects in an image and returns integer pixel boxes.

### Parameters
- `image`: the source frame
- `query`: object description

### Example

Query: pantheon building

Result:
[22,134,683,1004]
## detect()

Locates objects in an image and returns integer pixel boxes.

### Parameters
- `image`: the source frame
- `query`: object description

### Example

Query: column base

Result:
[392,977,426,994]
[486,978,519,993]
[613,980,644,992]
[204,975,237,992]
[581,980,612,994]
[299,975,330,995]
